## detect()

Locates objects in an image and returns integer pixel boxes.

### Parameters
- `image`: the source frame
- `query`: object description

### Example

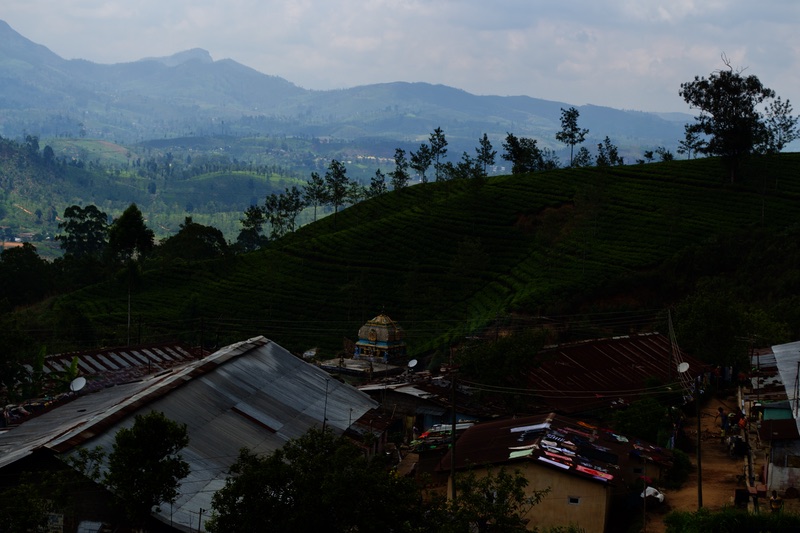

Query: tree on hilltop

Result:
[475,133,497,177]
[323,159,351,229]
[680,56,799,181]
[389,148,411,190]
[556,106,589,167]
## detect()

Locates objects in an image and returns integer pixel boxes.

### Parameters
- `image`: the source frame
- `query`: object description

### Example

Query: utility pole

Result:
[696,376,703,509]
[450,367,457,502]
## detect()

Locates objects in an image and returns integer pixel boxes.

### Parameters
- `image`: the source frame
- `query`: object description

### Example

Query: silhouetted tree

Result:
[475,133,496,177]
[680,57,798,181]
[57,205,108,260]
[389,148,411,190]
[556,106,589,167]
[323,160,351,229]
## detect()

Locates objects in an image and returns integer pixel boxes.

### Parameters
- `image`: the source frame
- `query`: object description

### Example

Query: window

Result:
[568,496,581,505]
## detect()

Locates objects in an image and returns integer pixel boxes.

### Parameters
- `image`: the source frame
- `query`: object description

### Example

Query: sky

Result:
[4,0,800,113]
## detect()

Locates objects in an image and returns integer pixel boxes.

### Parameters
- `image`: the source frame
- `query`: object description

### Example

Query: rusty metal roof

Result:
[0,336,378,533]
[520,333,703,414]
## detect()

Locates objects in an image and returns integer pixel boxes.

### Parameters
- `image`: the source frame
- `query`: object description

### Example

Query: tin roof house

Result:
[0,336,381,532]
[438,413,672,533]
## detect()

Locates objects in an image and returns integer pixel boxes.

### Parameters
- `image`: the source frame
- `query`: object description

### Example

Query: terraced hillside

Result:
[32,154,800,358]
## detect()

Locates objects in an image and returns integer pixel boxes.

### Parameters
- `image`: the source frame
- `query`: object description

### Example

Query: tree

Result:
[475,133,497,177]
[555,106,589,167]
[105,411,190,524]
[158,217,229,261]
[323,159,351,229]
[56,204,109,259]
[236,205,267,252]
[429,468,550,533]
[106,204,154,264]
[679,59,797,181]
[502,133,547,174]
[410,143,433,183]
[366,169,388,198]
[760,96,800,153]
[0,243,53,308]
[443,152,482,181]
[677,123,706,160]
[656,146,674,162]
[389,148,411,190]
[572,146,593,167]
[430,127,449,181]
[207,428,423,533]
[283,186,306,232]
[303,171,327,222]
[595,136,623,167]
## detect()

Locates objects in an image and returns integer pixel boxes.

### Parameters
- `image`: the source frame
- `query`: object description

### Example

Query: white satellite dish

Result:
[408,359,418,369]
[69,376,86,392]
[677,362,690,373]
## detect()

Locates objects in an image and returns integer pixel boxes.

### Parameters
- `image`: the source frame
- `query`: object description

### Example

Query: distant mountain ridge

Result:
[0,19,689,157]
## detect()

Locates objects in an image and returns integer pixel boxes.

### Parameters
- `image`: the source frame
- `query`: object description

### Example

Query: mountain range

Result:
[0,19,689,160]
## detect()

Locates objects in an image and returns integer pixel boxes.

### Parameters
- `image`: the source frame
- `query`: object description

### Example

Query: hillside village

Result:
[3,312,799,532]
[4,13,800,533]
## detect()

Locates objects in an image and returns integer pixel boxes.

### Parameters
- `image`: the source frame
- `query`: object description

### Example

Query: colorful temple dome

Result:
[354,314,407,364]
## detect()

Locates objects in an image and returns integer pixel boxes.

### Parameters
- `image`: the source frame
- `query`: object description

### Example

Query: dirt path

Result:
[644,395,794,532]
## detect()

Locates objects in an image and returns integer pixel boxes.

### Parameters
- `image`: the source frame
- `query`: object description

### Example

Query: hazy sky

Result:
[4,1,800,113]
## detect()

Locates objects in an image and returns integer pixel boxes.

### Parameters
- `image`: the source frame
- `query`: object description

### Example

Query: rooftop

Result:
[439,412,672,486]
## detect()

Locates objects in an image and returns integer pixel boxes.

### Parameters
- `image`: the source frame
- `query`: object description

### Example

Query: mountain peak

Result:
[140,48,214,67]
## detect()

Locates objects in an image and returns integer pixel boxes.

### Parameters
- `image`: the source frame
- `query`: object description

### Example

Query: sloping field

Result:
[47,154,800,357]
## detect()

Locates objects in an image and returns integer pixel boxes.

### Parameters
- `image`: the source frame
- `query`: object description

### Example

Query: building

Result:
[0,336,382,532]
[354,313,407,364]
[437,413,672,533]
[748,341,800,493]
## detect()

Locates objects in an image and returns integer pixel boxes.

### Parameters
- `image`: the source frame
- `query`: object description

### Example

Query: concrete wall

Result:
[447,462,610,533]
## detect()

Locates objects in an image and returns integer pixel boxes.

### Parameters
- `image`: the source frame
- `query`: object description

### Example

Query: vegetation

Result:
[207,428,549,533]
[680,57,799,182]
[664,507,800,532]
[105,411,190,524]
[3,147,800,374]
[207,428,423,532]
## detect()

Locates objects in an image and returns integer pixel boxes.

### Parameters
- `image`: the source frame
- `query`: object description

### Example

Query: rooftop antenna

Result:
[408,359,418,371]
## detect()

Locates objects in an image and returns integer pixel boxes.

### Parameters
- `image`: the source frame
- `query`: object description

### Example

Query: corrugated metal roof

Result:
[0,336,378,533]
[522,333,703,414]
[762,341,800,438]
[30,342,201,393]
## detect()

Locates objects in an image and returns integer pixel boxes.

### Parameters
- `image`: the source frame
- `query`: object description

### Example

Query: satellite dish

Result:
[69,376,86,392]
[408,359,418,369]
[677,362,690,373]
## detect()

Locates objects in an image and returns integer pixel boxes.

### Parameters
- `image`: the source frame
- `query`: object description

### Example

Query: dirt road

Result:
[645,395,796,532]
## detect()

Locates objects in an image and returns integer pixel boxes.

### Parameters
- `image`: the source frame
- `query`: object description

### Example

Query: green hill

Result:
[21,154,800,359]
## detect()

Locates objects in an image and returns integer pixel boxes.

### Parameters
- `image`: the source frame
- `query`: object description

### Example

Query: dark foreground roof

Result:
[1,336,378,533]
